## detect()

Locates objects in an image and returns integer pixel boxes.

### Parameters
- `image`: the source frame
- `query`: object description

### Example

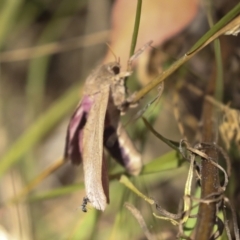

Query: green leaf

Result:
[142,117,179,151]
[0,83,81,177]
[28,183,84,202]
[142,151,179,174]
[69,210,100,240]
[120,175,154,204]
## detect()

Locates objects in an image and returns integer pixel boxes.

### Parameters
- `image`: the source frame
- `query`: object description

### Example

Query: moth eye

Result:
[112,66,120,75]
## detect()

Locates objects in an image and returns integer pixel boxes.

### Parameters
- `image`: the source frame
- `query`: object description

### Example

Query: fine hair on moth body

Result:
[64,41,153,211]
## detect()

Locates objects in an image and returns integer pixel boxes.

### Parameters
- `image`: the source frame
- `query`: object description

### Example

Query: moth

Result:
[64,42,152,211]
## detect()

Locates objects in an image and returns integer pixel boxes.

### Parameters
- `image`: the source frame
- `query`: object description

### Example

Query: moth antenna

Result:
[106,42,119,63]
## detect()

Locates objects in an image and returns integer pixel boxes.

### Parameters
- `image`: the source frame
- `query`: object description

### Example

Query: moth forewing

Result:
[82,86,110,211]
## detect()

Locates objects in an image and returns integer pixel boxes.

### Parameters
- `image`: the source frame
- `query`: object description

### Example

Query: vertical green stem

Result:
[129,0,142,57]
[205,2,224,102]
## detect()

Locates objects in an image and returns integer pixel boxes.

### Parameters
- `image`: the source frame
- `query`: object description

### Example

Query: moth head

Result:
[107,62,120,75]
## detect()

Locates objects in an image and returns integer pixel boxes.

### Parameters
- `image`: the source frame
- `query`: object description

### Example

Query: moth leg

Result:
[121,41,154,113]
[119,92,139,115]
[125,82,164,117]
[127,40,153,71]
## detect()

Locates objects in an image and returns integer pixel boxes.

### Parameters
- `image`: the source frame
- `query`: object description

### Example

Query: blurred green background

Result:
[1,0,240,239]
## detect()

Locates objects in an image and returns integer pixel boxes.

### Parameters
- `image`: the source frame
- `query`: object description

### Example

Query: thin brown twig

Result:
[194,58,220,240]
[125,202,156,240]
[224,197,240,240]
